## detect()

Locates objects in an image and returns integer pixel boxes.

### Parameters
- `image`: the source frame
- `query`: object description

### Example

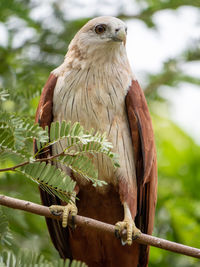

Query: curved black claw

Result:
[132,232,141,240]
[69,215,77,230]
[115,229,121,239]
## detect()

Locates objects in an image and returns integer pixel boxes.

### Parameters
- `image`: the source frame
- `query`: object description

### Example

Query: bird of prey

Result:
[35,16,157,267]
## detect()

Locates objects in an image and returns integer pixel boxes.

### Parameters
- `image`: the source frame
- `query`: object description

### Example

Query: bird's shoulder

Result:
[35,73,58,128]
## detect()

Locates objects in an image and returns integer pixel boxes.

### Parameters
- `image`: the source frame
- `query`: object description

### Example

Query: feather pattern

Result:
[52,61,137,193]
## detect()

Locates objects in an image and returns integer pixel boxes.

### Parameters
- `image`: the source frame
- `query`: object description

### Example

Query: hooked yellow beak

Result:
[112,28,127,45]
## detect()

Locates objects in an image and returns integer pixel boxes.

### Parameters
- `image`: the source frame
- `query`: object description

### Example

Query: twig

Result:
[0,194,200,259]
[0,151,66,172]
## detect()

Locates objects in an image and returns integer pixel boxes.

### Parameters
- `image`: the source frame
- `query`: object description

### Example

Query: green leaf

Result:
[36,121,119,187]
[46,121,119,167]
[0,250,88,267]
[57,154,103,185]
[0,112,48,158]
[0,119,119,202]
[36,121,119,189]
[18,162,76,203]
[0,90,9,102]
[0,208,13,249]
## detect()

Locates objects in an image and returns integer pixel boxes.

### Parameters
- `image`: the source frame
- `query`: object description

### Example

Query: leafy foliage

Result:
[0,112,48,158]
[0,88,48,159]
[1,124,116,201]
[18,162,76,203]
[0,90,9,101]
[58,154,101,186]
[0,208,12,249]
[0,116,118,202]
[0,250,87,267]
[150,113,200,267]
[0,209,87,266]
[48,121,117,163]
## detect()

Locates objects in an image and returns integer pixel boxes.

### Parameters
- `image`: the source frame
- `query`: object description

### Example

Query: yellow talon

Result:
[115,203,141,245]
[115,219,141,245]
[49,203,78,228]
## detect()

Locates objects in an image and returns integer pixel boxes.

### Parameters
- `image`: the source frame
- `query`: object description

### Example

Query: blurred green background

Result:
[0,0,200,266]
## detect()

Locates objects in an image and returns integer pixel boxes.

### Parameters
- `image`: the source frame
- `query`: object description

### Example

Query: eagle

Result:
[35,16,157,267]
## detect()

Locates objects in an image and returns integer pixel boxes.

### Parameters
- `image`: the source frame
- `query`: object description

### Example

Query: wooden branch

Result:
[0,194,200,259]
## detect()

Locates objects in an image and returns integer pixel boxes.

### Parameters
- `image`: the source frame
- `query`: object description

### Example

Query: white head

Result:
[65,16,129,68]
[73,16,127,46]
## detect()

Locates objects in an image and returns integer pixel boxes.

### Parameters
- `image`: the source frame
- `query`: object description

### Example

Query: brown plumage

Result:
[35,16,157,267]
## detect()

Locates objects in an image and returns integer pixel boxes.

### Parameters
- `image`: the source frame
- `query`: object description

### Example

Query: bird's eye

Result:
[95,24,106,34]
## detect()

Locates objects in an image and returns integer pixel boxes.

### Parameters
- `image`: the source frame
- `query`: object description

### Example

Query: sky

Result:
[0,0,200,143]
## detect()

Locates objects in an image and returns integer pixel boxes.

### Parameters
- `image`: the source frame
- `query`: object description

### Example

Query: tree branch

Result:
[0,194,200,259]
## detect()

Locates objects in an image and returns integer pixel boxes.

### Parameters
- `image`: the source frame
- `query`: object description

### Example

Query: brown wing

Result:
[34,73,72,259]
[35,74,57,128]
[125,80,157,267]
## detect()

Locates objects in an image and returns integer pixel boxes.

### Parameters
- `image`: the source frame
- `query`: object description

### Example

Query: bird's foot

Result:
[49,203,78,228]
[115,218,141,245]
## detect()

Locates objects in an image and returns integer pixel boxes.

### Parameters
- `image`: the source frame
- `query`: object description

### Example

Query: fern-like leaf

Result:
[0,112,48,159]
[0,250,88,267]
[39,121,119,167]
[0,119,119,203]
[0,208,13,249]
[0,128,15,151]
[57,154,106,187]
[48,121,85,147]
[0,90,9,102]
[18,162,76,202]
[35,121,119,192]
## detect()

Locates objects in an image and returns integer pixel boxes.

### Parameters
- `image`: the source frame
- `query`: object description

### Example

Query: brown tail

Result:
[39,188,72,259]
